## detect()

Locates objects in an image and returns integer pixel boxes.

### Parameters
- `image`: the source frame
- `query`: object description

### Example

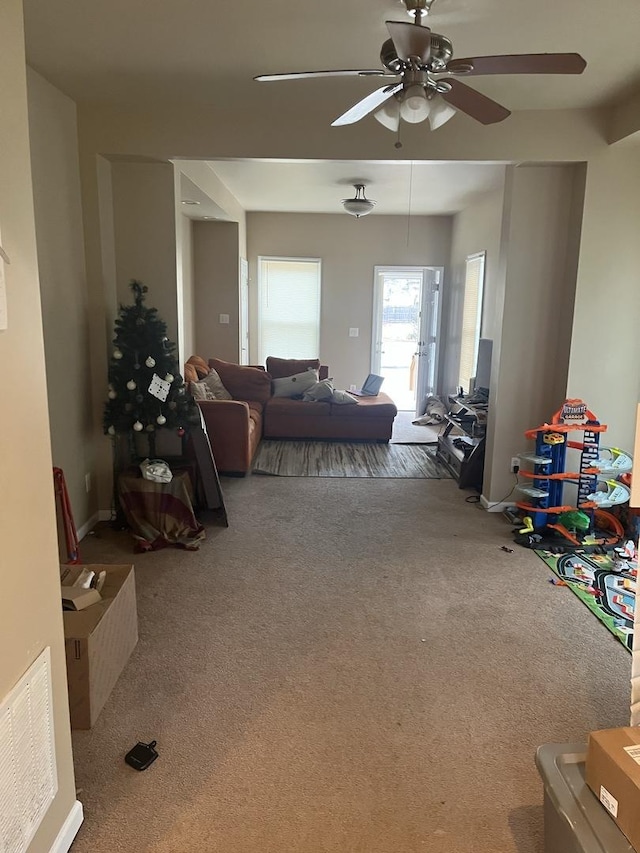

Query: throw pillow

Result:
[272,369,319,399]
[266,356,321,380]
[209,358,272,403]
[331,389,358,405]
[190,369,232,401]
[203,368,232,400]
[303,378,335,401]
[186,355,210,379]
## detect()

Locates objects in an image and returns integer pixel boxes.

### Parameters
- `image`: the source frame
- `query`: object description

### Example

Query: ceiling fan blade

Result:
[332,84,403,126]
[441,80,510,125]
[447,53,586,76]
[254,69,394,82]
[386,21,431,64]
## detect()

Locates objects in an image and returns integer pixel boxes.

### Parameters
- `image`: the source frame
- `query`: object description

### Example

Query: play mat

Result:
[535,547,637,652]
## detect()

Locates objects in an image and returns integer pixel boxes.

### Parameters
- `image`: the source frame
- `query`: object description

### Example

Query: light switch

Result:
[349,327,359,337]
[219,313,230,325]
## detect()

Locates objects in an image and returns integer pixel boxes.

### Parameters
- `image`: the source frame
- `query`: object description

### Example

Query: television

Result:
[473,338,492,392]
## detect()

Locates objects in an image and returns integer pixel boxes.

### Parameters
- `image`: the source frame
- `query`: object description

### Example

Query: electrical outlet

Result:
[85,472,91,493]
[510,457,520,473]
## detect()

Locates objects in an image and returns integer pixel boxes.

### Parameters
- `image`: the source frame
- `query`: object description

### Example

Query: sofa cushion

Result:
[191,368,232,401]
[266,357,321,379]
[266,397,332,418]
[209,358,272,404]
[272,369,319,399]
[330,390,358,405]
[303,378,335,401]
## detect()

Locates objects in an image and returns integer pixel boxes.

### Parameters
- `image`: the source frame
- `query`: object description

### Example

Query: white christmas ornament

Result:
[126,380,137,390]
[164,373,174,383]
[133,421,144,432]
[145,356,156,368]
[108,390,117,400]
[113,349,123,360]
[156,414,167,425]
[107,425,116,435]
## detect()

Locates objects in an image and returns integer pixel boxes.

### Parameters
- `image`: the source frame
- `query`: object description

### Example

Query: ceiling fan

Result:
[254,0,586,132]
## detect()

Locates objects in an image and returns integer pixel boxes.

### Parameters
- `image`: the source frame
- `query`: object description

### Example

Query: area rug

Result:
[390,410,442,444]
[535,549,636,651]
[252,440,451,478]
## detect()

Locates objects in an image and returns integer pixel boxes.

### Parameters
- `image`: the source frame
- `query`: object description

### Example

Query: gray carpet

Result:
[252,440,450,477]
[70,477,630,853]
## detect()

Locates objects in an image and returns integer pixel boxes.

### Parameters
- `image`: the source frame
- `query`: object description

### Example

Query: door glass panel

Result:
[379,272,422,411]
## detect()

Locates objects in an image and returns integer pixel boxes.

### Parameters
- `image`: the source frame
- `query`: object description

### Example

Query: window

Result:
[458,251,486,393]
[258,257,321,364]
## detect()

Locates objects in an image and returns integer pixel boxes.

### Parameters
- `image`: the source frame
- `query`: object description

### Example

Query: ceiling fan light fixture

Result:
[342,184,376,218]
[400,84,431,124]
[428,97,457,130]
[374,96,401,132]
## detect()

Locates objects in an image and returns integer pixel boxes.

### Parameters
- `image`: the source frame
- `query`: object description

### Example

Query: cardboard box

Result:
[585,727,640,851]
[62,564,138,729]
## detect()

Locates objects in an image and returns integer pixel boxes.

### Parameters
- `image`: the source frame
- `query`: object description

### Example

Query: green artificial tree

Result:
[103,280,198,457]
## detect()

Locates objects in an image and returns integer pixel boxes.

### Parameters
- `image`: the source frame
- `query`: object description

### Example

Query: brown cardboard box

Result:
[585,727,640,851]
[62,564,138,729]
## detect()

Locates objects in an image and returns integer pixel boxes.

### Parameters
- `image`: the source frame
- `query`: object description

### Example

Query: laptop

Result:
[351,373,384,397]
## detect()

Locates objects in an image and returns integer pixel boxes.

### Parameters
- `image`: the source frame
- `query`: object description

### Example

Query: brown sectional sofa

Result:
[183,355,397,475]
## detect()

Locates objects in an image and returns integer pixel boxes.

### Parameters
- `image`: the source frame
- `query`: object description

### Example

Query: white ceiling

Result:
[23,0,640,113]
[198,159,507,216]
[23,0,640,217]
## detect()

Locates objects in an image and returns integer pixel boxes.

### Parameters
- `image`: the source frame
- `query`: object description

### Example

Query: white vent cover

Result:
[0,647,58,853]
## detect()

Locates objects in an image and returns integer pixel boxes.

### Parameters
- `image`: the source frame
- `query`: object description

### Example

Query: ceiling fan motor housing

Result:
[380,33,453,74]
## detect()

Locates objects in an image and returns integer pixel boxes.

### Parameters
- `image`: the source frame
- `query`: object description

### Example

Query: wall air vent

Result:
[0,647,58,853]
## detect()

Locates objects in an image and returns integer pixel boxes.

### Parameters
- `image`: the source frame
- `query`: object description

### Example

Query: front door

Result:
[372,266,442,415]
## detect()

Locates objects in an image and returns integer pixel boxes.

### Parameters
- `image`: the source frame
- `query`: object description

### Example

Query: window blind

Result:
[258,258,321,364]
[458,252,485,392]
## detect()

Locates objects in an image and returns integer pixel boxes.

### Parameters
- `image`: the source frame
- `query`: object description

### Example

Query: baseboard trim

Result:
[77,512,99,541]
[49,800,83,853]
[480,495,510,513]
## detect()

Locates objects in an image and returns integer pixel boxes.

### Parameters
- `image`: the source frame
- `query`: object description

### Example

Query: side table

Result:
[118,468,205,551]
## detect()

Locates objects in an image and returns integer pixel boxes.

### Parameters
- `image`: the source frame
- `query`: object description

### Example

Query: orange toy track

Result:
[525,423,607,440]
[516,502,573,514]
[519,469,600,480]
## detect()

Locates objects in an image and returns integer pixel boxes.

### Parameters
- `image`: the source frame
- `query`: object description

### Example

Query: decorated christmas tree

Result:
[103,281,197,456]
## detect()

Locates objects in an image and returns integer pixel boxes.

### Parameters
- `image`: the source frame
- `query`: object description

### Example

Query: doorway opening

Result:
[372,266,442,415]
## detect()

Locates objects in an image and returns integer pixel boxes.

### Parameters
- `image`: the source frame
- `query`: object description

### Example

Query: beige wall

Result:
[27,68,96,535]
[0,1,77,849]
[193,221,241,362]
[567,147,640,452]
[111,161,179,344]
[247,212,453,387]
[444,179,507,394]
[485,164,585,502]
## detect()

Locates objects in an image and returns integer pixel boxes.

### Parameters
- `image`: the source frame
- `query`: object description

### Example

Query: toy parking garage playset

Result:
[510,399,637,650]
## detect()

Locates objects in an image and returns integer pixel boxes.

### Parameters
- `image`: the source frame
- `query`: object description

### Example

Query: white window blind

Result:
[458,252,486,392]
[258,257,321,364]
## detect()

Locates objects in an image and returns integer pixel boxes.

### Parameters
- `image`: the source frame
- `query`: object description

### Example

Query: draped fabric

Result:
[118,469,205,551]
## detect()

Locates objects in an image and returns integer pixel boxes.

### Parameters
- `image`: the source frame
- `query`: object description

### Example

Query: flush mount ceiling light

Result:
[342,184,376,218]
[181,199,200,206]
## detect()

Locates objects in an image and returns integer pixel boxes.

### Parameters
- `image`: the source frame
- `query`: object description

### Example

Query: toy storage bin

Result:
[535,743,634,853]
